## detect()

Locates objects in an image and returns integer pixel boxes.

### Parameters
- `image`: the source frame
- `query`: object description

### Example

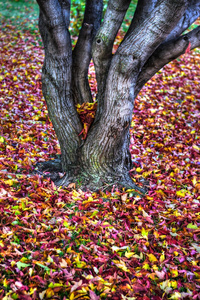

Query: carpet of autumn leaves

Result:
[0,19,200,300]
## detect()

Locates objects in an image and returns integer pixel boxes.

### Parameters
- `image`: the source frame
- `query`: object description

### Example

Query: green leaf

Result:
[141,227,148,239]
[0,136,5,143]
[48,283,63,288]
[187,223,198,230]
[17,261,30,270]
[35,262,50,271]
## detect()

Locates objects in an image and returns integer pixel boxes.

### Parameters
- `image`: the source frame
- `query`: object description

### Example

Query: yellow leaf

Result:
[171,280,177,289]
[13,76,18,81]
[143,263,150,270]
[46,288,54,298]
[160,252,165,262]
[148,273,156,280]
[29,288,37,295]
[66,247,72,253]
[194,272,200,279]
[169,292,181,299]
[136,167,143,173]
[193,145,200,151]
[0,136,5,143]
[192,176,197,186]
[174,210,181,217]
[69,292,75,300]
[125,252,135,258]
[72,190,80,197]
[152,264,158,271]
[141,227,148,240]
[148,254,157,263]
[76,261,86,268]
[47,255,53,263]
[3,279,9,288]
[156,189,166,198]
[170,269,178,278]
[154,231,159,239]
[78,287,88,294]
[160,279,171,291]
[4,179,18,186]
[146,147,152,152]
[113,260,130,273]
[63,221,69,227]
[176,190,187,197]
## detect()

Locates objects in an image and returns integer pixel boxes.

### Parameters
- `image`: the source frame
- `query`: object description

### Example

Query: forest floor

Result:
[0,4,200,300]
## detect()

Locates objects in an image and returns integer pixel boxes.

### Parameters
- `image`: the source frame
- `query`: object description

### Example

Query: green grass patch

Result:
[0,0,39,33]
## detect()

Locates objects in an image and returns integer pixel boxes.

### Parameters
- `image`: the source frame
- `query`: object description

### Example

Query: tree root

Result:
[34,158,63,181]
[119,176,148,195]
[35,158,62,172]
[54,172,148,194]
[34,159,148,194]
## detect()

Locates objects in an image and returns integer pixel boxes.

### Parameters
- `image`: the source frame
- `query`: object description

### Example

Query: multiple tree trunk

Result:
[36,0,200,192]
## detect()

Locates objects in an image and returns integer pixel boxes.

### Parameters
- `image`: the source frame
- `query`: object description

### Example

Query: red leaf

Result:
[185,42,191,53]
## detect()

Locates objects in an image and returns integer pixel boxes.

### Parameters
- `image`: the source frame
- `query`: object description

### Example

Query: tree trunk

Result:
[35,0,200,193]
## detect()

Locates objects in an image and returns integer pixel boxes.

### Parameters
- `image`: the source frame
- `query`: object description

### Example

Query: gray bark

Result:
[79,0,188,189]
[92,0,131,119]
[37,0,82,172]
[125,0,158,37]
[72,0,103,105]
[164,0,200,42]
[36,0,200,192]
[135,26,200,97]
[58,0,71,28]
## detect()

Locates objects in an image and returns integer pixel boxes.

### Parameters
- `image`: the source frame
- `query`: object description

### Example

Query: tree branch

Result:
[72,0,103,104]
[135,26,200,97]
[94,0,188,125]
[92,0,131,117]
[72,23,94,104]
[58,0,71,28]
[103,0,188,103]
[36,0,70,56]
[125,0,158,37]
[164,0,200,43]
[118,0,187,65]
[37,0,82,170]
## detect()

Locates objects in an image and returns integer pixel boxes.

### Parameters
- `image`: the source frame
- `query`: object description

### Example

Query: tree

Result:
[35,0,200,192]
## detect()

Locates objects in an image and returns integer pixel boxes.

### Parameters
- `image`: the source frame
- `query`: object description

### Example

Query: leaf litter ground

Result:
[0,22,200,300]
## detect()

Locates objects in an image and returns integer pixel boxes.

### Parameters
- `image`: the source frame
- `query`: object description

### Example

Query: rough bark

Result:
[72,0,103,105]
[92,0,131,119]
[35,0,200,193]
[77,0,188,190]
[58,0,71,28]
[37,0,82,173]
[135,26,200,97]
[164,0,200,42]
[125,0,157,37]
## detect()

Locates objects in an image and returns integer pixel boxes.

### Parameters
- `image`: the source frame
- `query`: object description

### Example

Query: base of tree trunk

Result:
[34,159,148,194]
